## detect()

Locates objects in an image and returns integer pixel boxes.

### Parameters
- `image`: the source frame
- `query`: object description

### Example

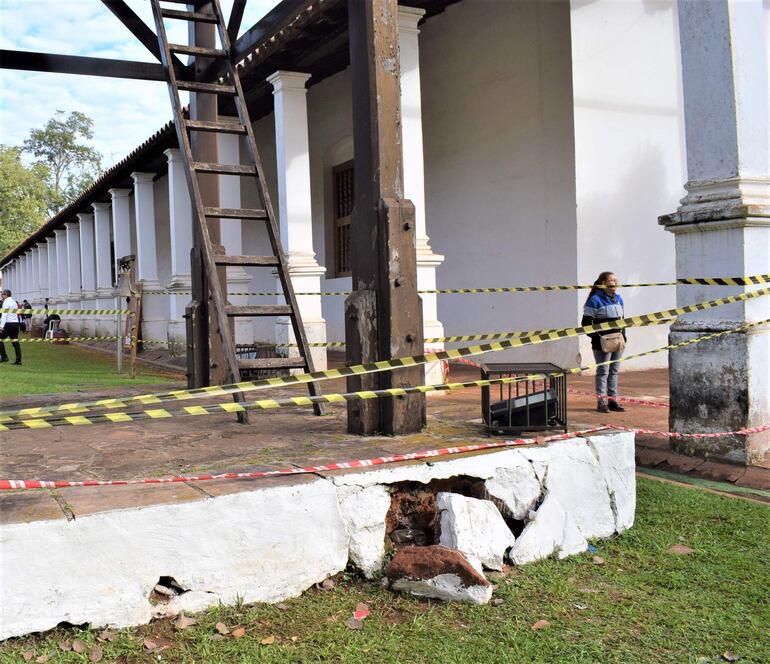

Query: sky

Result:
[0,0,278,168]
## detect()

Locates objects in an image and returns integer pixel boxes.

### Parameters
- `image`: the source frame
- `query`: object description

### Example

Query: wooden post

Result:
[345,0,426,435]
[188,0,228,387]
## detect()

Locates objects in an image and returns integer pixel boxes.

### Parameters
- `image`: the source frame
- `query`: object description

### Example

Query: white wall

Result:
[419,0,579,367]
[571,0,685,368]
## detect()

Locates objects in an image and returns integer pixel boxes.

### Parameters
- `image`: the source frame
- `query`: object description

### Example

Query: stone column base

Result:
[669,321,770,465]
[139,280,169,347]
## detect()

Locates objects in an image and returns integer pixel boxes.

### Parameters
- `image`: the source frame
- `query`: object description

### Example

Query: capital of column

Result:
[164,147,183,163]
[109,187,131,200]
[398,5,425,34]
[285,251,326,278]
[660,176,770,233]
[64,221,78,232]
[131,171,155,185]
[92,201,110,212]
[416,239,445,268]
[267,70,312,94]
[77,212,93,223]
[36,241,47,252]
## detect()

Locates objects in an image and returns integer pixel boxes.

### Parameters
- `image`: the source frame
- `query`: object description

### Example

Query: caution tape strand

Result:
[1,287,768,422]
[141,273,770,297]
[3,424,767,491]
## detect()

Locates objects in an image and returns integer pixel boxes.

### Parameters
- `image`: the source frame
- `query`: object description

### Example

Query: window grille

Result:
[333,161,354,276]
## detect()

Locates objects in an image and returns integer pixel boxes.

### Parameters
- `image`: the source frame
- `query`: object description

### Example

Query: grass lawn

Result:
[1,478,767,663]
[0,342,182,398]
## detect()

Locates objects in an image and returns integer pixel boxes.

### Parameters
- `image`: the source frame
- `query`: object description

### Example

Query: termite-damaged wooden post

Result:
[345,0,426,435]
[187,0,228,387]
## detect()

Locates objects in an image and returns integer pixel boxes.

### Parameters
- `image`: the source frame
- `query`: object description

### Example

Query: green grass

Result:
[1,479,768,663]
[0,342,182,397]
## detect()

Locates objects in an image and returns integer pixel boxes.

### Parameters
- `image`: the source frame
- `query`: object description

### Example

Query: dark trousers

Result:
[0,323,21,362]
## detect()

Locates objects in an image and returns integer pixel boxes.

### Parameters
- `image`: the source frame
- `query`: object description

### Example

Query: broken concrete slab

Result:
[387,545,492,604]
[336,484,391,578]
[436,492,515,571]
[484,456,543,520]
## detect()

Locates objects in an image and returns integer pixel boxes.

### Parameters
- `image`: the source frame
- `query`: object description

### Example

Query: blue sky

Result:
[0,0,277,167]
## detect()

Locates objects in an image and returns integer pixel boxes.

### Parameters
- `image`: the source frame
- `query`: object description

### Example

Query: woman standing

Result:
[582,271,626,413]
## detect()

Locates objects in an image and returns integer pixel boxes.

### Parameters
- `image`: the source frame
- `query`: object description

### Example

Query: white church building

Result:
[1,0,768,461]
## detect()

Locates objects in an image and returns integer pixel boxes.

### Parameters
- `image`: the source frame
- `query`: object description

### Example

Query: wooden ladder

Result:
[150,0,323,418]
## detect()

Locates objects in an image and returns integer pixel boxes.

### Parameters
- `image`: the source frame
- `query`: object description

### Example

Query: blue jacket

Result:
[581,290,625,350]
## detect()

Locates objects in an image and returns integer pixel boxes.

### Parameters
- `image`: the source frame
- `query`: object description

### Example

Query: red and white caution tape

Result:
[610,424,770,439]
[567,389,670,409]
[0,427,608,491]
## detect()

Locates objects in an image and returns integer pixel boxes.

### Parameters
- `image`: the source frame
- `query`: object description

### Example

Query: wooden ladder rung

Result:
[193,162,256,175]
[186,119,246,134]
[170,43,227,58]
[176,80,236,94]
[204,206,267,219]
[239,357,309,370]
[214,255,279,266]
[225,305,293,317]
[160,8,219,23]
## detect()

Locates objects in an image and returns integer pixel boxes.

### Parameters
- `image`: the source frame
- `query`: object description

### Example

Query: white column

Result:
[36,242,49,306]
[164,148,193,345]
[65,221,82,335]
[47,236,58,310]
[20,253,30,303]
[660,0,770,464]
[267,70,327,370]
[54,228,68,308]
[109,188,132,278]
[131,171,168,343]
[30,247,40,306]
[78,212,97,336]
[92,202,114,337]
[217,131,253,345]
[399,6,446,385]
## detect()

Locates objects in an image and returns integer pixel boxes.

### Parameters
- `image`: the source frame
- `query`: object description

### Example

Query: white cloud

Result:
[1,0,279,167]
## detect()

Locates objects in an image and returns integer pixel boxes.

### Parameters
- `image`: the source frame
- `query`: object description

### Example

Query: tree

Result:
[23,110,103,214]
[0,146,50,256]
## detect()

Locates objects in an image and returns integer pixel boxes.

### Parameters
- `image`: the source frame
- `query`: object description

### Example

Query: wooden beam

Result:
[101,0,185,69]
[232,0,310,62]
[0,49,167,81]
[345,0,426,435]
[227,0,247,43]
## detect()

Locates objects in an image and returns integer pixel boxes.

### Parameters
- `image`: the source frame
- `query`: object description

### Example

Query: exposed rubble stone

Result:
[386,545,492,604]
[436,492,516,571]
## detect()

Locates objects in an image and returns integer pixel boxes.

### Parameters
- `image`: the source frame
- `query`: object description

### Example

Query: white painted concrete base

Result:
[0,431,635,639]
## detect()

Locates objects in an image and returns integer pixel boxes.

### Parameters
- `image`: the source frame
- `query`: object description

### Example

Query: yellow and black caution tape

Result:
[11,309,131,316]
[141,274,770,298]
[3,319,767,431]
[278,318,677,348]
[0,287,768,424]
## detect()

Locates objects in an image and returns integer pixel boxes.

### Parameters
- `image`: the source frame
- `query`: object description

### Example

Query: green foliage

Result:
[0,145,50,256]
[22,109,102,214]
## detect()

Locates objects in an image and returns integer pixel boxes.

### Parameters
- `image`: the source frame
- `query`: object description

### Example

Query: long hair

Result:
[585,271,615,303]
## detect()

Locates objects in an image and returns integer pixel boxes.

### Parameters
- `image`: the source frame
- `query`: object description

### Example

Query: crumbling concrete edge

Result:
[0,431,635,639]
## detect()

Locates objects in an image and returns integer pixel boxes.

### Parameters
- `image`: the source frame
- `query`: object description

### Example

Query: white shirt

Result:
[1,296,20,327]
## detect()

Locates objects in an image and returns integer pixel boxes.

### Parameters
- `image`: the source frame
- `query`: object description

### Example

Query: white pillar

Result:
[93,202,115,336]
[131,171,168,344]
[65,221,82,335]
[660,0,770,464]
[54,228,68,308]
[20,253,30,304]
[78,212,97,336]
[36,241,49,306]
[109,188,132,277]
[30,247,41,306]
[399,6,446,385]
[47,236,58,310]
[164,148,194,346]
[217,131,253,345]
[267,70,327,370]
